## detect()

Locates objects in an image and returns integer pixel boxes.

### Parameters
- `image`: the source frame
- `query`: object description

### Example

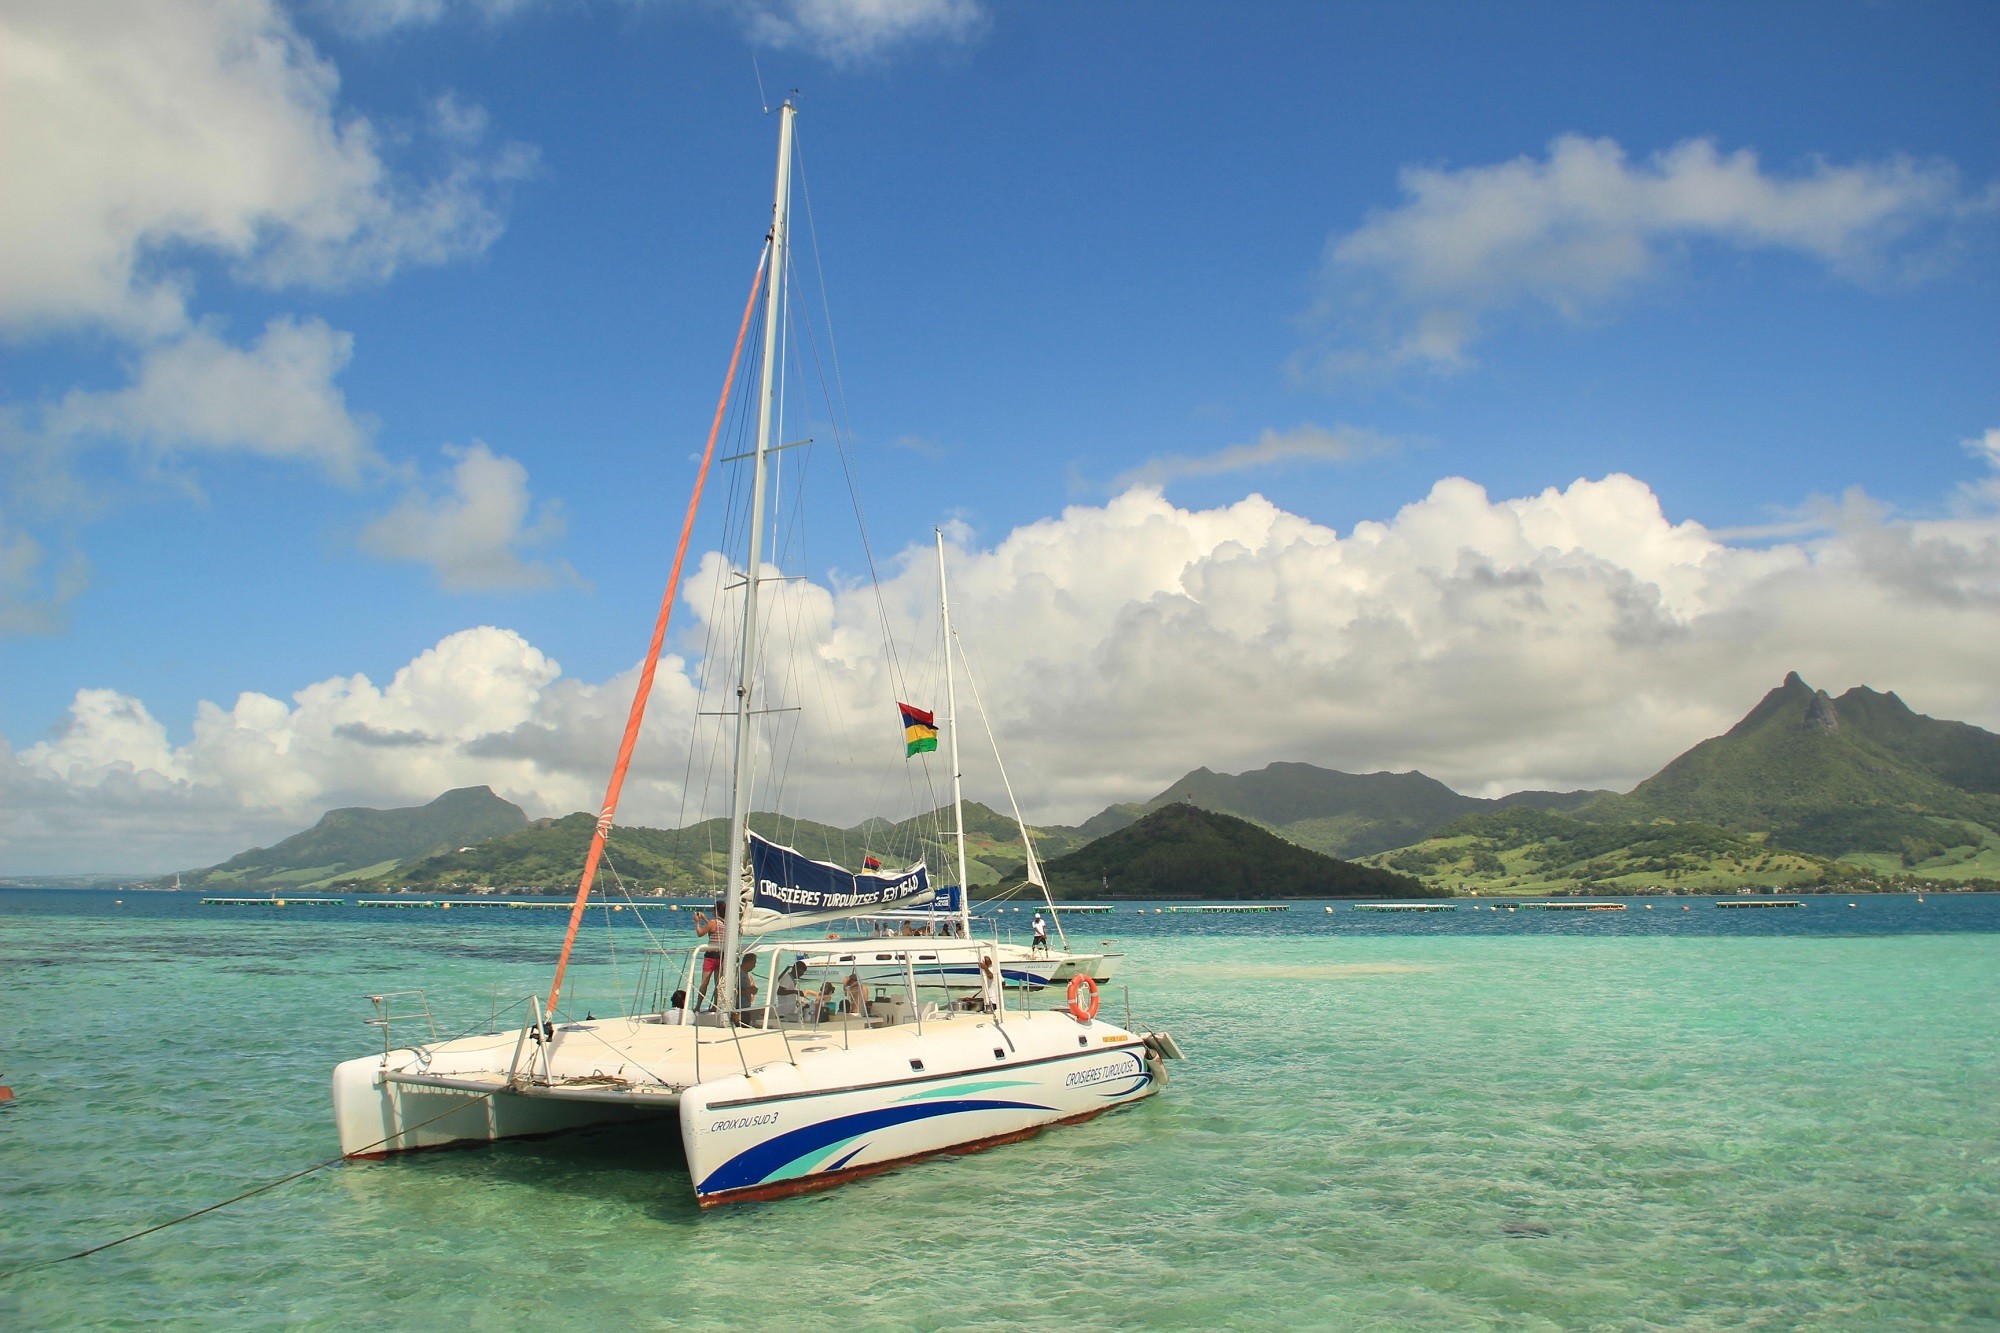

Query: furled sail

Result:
[742,832,934,934]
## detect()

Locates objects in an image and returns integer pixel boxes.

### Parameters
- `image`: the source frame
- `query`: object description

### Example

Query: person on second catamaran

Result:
[692,899,726,1009]
[1032,912,1049,953]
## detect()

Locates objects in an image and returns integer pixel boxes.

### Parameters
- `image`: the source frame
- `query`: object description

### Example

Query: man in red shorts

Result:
[692,898,726,1010]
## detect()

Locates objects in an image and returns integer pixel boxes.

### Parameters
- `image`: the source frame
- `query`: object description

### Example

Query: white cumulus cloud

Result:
[7,467,2000,875]
[44,316,379,481]
[0,0,549,630]
[740,0,987,64]
[0,0,533,340]
[1115,424,1398,490]
[359,442,571,589]
[1305,135,1998,376]
[317,0,540,38]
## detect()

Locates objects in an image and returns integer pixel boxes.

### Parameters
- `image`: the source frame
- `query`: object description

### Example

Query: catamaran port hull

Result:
[679,1011,1162,1207]
[331,1054,672,1158]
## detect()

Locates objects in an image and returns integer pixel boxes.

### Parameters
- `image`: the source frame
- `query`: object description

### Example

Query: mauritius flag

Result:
[899,702,939,756]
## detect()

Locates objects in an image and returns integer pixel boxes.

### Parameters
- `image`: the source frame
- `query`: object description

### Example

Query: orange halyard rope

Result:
[547,243,770,1017]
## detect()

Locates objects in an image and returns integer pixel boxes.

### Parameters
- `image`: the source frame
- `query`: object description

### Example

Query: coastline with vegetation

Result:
[17,671,1998,906]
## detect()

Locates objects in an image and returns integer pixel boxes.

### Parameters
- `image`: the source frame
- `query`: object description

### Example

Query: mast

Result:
[937,530,972,939]
[719,99,795,1015]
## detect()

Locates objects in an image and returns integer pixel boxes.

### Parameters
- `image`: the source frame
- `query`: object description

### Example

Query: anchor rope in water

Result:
[0,1091,500,1281]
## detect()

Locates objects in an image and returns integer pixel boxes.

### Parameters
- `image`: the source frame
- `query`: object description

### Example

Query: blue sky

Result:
[3,1,1998,873]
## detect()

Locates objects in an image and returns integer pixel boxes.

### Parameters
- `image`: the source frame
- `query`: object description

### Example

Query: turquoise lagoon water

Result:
[3,892,1997,1328]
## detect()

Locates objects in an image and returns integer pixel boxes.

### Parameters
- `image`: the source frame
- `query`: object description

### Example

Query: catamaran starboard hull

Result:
[679,1012,1163,1207]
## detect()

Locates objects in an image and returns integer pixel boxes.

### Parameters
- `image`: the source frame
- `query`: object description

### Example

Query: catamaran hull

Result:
[824,949,1121,993]
[331,1054,668,1158]
[679,1017,1161,1206]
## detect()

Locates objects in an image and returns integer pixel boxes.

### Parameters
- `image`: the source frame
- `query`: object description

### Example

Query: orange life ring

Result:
[1066,974,1100,1024]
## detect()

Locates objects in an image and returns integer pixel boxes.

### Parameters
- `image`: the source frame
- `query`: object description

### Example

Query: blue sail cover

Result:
[901,884,963,914]
[744,832,932,932]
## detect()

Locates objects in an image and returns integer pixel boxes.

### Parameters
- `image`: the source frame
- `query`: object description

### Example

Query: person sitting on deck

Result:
[665,989,689,1024]
[692,899,726,1009]
[843,970,867,1017]
[774,959,809,1020]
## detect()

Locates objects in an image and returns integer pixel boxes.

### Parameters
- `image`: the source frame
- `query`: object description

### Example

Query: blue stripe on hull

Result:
[697,1097,1052,1195]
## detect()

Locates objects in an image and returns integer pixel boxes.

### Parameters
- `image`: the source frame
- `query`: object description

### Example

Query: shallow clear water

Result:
[3,892,1996,1328]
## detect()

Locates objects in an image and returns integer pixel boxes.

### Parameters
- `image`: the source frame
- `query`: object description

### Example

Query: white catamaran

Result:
[330,102,1182,1207]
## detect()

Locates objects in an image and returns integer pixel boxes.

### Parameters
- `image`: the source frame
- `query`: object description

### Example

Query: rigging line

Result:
[794,139,952,851]
[676,294,767,838]
[597,873,621,1012]
[794,139,912,714]
[601,848,675,959]
[781,264,947,840]
[780,268,873,800]
[547,241,770,1018]
[762,292,861,836]
[951,621,1069,949]
[0,1091,501,1282]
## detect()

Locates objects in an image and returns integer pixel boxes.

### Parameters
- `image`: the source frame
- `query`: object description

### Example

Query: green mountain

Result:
[1367,806,1838,894]
[1363,673,2000,891]
[1066,760,1607,858]
[380,801,1096,894]
[1583,672,2000,875]
[188,787,529,890]
[1031,802,1439,899]
[182,671,2000,899]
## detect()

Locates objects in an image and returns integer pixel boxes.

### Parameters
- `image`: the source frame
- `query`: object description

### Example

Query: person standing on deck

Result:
[692,899,726,1009]
[978,952,1002,1014]
[1031,912,1049,953]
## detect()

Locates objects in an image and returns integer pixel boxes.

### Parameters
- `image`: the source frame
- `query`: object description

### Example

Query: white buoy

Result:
[1324,905,1333,913]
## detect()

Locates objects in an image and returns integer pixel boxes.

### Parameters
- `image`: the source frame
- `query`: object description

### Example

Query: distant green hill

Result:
[1032,803,1439,899]
[1068,760,1607,858]
[1582,673,2000,875]
[180,672,2000,899]
[1361,673,2000,891]
[381,800,1096,894]
[188,787,529,890]
[1366,806,1838,894]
